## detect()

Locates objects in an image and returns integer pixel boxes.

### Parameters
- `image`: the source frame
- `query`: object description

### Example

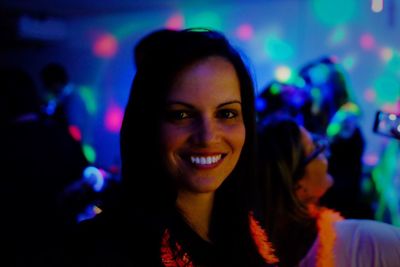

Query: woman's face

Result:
[295,126,333,204]
[160,56,245,196]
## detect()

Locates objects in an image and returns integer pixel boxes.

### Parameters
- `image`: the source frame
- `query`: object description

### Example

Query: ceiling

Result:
[0,0,280,50]
[0,0,224,18]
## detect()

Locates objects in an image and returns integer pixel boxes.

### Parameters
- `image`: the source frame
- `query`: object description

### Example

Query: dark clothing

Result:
[62,211,162,267]
[62,208,272,267]
[1,116,88,266]
[321,127,374,219]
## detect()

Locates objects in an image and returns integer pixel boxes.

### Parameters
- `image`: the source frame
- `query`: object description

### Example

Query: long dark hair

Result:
[257,115,317,267]
[119,28,263,263]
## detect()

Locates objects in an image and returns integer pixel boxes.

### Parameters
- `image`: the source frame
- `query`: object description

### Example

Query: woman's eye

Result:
[165,110,192,121]
[217,109,238,119]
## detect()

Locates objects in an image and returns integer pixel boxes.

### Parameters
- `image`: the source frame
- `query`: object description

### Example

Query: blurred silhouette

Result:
[321,103,374,219]
[298,56,350,135]
[370,107,400,225]
[40,62,91,144]
[299,56,373,219]
[257,56,373,219]
[0,67,88,266]
[256,81,312,125]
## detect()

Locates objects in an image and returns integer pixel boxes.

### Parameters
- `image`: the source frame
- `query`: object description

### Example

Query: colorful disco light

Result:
[78,86,98,115]
[93,33,118,58]
[186,11,221,30]
[364,88,376,102]
[104,104,124,133]
[166,13,184,30]
[371,0,384,13]
[68,125,82,142]
[263,36,294,61]
[380,47,393,62]
[312,0,357,26]
[83,144,96,164]
[275,65,292,82]
[236,24,254,41]
[360,33,375,50]
[329,27,347,46]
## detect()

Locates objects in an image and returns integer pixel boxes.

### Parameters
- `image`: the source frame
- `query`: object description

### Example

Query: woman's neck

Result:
[176,191,215,242]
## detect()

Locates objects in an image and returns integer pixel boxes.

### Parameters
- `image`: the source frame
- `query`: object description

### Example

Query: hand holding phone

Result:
[373,111,400,140]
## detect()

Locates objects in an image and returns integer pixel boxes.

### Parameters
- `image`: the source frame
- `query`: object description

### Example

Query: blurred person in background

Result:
[0,66,88,266]
[257,115,400,267]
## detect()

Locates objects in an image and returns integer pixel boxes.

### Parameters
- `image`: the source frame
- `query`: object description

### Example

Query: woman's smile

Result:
[185,153,226,169]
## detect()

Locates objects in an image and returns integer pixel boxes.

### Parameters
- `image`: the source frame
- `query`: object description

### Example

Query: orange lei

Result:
[248,212,279,265]
[160,212,279,266]
[160,229,193,267]
[308,205,344,267]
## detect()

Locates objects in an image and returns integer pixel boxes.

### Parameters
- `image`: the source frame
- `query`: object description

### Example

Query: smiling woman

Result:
[64,28,278,267]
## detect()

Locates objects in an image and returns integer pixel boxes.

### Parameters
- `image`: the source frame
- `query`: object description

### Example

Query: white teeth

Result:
[190,155,222,165]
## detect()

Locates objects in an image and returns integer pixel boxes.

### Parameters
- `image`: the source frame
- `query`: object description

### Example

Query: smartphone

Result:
[373,110,400,140]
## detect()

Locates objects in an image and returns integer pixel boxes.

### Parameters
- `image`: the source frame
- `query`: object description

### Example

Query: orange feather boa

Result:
[160,212,279,266]
[308,205,344,267]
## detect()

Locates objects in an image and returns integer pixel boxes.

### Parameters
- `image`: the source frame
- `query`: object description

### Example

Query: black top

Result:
[62,208,272,267]
[1,117,88,266]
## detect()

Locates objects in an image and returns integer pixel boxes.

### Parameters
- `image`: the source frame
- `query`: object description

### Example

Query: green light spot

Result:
[374,75,399,104]
[371,140,400,225]
[270,84,281,95]
[310,87,321,100]
[83,144,96,163]
[79,86,98,115]
[327,123,341,137]
[330,27,347,45]
[387,52,400,74]
[263,36,294,61]
[309,64,330,85]
[342,56,356,71]
[312,0,357,26]
[335,110,347,121]
[186,11,222,30]
[292,76,306,88]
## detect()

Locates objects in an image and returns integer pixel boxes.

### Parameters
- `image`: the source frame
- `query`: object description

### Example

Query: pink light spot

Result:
[235,24,254,41]
[329,55,339,63]
[364,88,376,102]
[93,33,118,58]
[104,105,123,133]
[382,103,399,113]
[363,153,379,166]
[360,33,375,50]
[68,125,82,141]
[379,47,393,62]
[165,13,184,30]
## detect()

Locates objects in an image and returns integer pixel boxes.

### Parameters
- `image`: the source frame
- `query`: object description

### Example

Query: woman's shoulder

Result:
[333,219,400,267]
[335,219,400,241]
[299,218,400,267]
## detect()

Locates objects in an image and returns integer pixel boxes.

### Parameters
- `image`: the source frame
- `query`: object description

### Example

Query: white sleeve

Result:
[334,219,400,267]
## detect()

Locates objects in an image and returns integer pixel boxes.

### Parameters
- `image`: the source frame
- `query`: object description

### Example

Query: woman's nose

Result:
[193,117,220,145]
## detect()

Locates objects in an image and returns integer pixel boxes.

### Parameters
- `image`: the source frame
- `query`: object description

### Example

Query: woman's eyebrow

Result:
[217,100,242,108]
[165,101,195,109]
[166,100,242,109]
